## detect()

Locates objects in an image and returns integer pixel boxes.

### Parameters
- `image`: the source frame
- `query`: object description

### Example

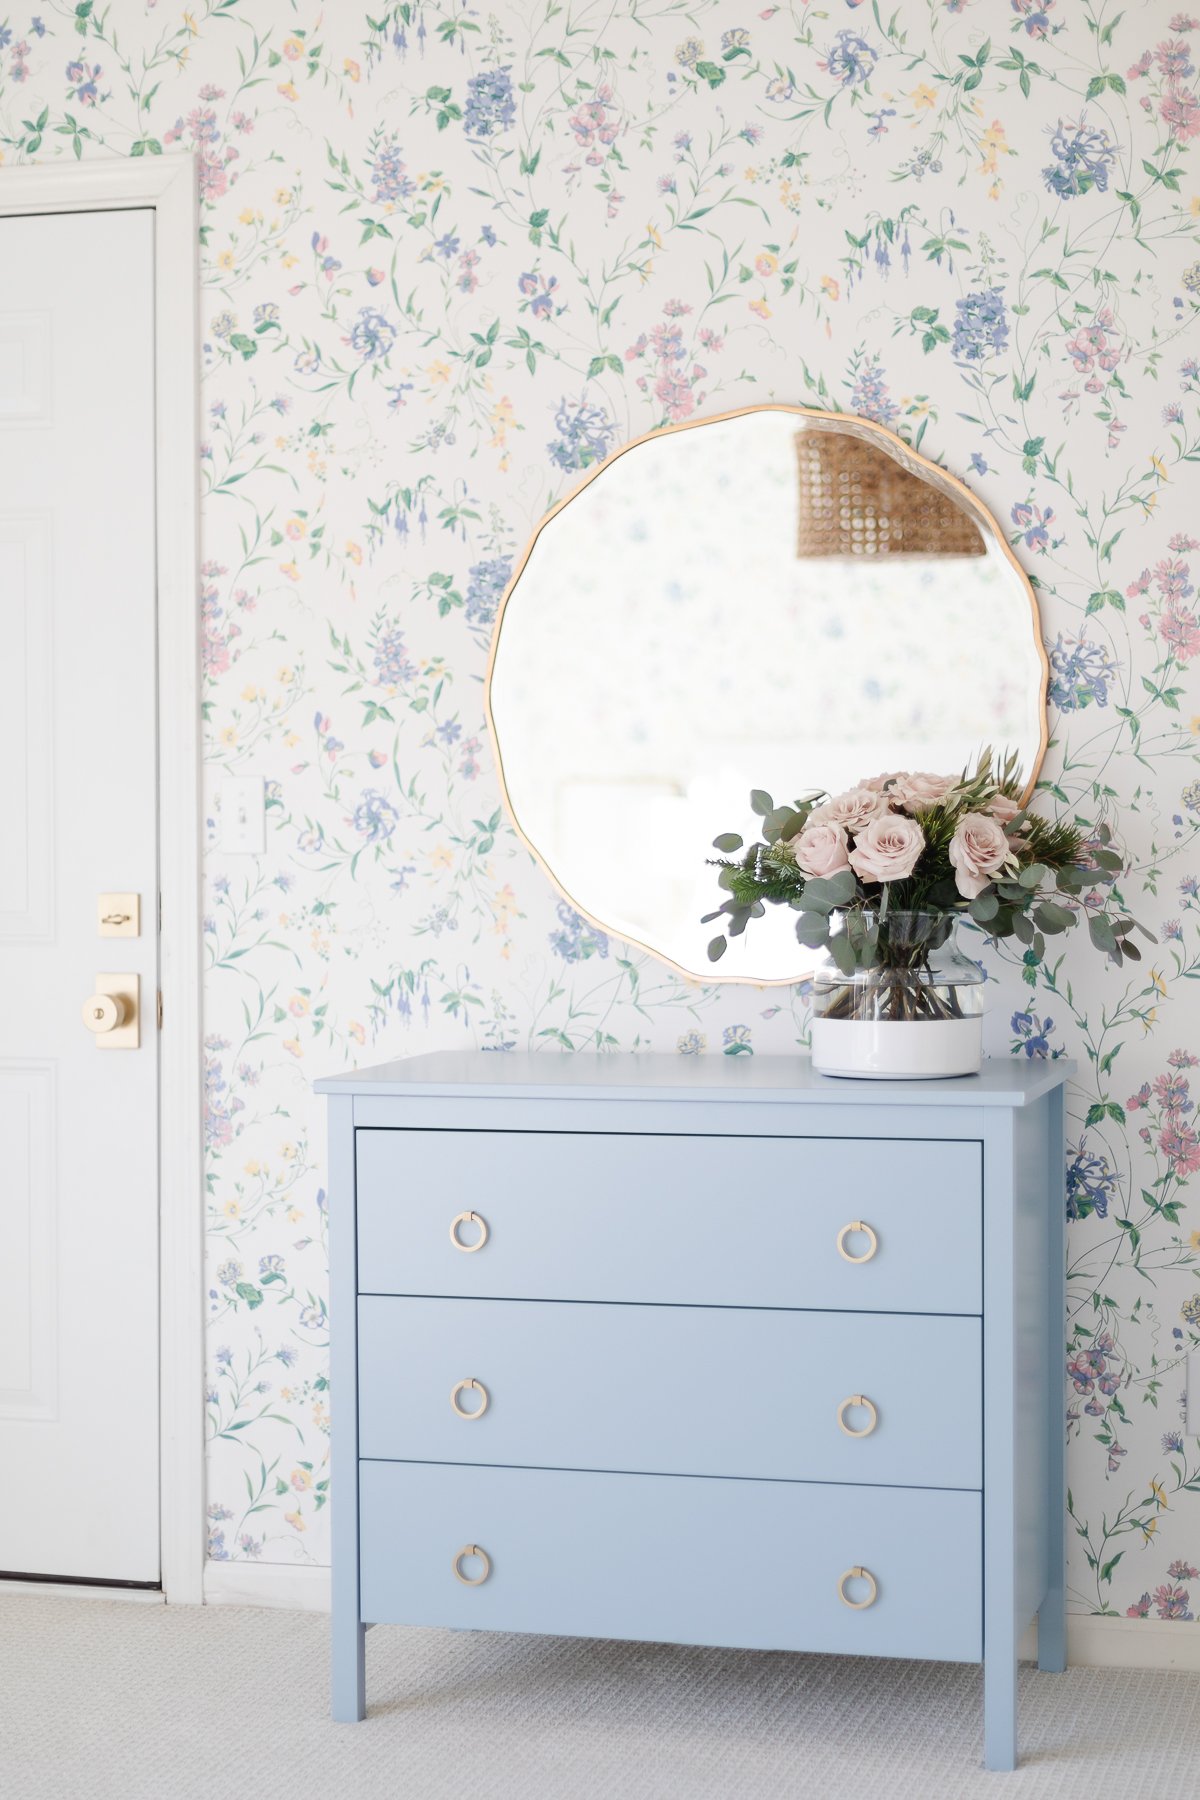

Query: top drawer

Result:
[355,1128,981,1313]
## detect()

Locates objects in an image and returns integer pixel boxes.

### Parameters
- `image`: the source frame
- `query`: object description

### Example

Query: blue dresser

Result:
[317,1051,1070,1772]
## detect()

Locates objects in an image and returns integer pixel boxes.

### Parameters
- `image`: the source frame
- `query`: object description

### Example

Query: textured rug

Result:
[2,1594,1198,1799]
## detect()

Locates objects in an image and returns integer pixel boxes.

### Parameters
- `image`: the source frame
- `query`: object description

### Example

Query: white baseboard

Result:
[203,1559,331,1612]
[1018,1615,1200,1671]
[0,1579,164,1605]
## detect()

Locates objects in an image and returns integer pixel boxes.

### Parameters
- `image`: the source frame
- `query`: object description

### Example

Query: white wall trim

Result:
[0,1579,165,1606]
[0,154,204,1606]
[204,1561,332,1613]
[1018,1615,1200,1672]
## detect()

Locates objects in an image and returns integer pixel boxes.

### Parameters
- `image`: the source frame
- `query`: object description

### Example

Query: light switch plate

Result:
[215,776,266,854]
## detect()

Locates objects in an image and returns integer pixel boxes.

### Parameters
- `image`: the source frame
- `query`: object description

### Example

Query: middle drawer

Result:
[358,1295,981,1490]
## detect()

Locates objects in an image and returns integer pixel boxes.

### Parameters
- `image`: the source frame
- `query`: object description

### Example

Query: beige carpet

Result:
[3,1595,1199,1799]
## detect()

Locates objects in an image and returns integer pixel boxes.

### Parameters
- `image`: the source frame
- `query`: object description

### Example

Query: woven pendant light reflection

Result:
[794,430,985,558]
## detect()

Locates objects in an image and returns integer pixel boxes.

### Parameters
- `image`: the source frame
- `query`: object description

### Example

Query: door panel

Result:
[0,208,159,1583]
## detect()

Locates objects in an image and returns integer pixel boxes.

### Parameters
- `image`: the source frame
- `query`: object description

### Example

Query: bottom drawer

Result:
[359,1461,981,1663]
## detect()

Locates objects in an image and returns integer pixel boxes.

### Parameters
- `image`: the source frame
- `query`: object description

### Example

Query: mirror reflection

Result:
[487,407,1046,983]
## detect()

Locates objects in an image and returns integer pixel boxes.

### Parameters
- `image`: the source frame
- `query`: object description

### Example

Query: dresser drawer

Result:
[359,1460,982,1662]
[355,1129,981,1312]
[358,1295,981,1489]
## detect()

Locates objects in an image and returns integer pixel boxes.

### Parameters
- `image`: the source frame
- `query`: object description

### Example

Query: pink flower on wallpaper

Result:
[1160,1122,1200,1176]
[1160,602,1200,659]
[1161,83,1200,140]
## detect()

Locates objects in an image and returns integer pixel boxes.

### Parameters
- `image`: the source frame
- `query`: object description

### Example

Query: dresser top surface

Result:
[315,1050,1071,1108]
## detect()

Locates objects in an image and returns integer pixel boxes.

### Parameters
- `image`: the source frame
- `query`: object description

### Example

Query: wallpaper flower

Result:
[3,1,1199,1621]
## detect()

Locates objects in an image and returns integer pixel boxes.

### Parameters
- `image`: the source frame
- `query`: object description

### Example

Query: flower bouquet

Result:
[704,753,1148,1078]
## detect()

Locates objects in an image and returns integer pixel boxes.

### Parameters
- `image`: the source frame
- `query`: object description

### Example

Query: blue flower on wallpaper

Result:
[821,30,877,87]
[549,901,610,963]
[1011,1010,1063,1058]
[465,556,513,628]
[464,64,515,137]
[1048,634,1115,711]
[548,395,616,472]
[371,136,415,204]
[848,354,897,425]
[1067,1142,1119,1221]
[1042,117,1116,198]
[371,624,416,686]
[349,308,396,361]
[951,288,1010,363]
[353,789,399,842]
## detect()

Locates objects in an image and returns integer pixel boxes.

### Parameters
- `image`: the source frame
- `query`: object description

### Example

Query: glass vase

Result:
[809,910,985,1080]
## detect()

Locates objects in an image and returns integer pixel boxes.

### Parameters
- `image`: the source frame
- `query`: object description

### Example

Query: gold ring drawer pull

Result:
[449,1210,489,1253]
[837,1394,878,1438]
[452,1544,491,1586]
[836,1220,878,1264]
[837,1566,878,1610]
[450,1378,489,1420]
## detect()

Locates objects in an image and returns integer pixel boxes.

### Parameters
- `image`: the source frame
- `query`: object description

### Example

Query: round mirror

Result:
[486,405,1047,983]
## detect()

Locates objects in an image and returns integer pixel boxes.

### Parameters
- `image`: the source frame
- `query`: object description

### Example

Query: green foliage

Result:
[702,751,1152,972]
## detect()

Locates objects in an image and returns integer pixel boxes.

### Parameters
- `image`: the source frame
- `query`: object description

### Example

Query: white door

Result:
[0,208,160,1583]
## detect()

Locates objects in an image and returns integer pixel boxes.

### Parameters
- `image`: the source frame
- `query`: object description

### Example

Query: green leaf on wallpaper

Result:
[694,61,726,88]
[228,334,258,361]
[235,1283,264,1310]
[1013,372,1036,401]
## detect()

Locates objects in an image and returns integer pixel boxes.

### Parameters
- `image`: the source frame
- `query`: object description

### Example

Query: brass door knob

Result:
[837,1395,879,1438]
[836,1220,878,1264]
[450,1378,489,1420]
[449,1210,489,1253]
[83,993,126,1033]
[837,1566,878,1609]
[452,1544,491,1586]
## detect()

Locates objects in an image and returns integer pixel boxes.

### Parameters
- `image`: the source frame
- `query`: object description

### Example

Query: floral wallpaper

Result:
[3,1,1199,1623]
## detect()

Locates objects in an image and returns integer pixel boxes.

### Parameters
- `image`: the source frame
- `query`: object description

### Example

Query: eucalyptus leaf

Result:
[970,892,1000,923]
[707,936,727,962]
[749,789,773,817]
[712,832,743,853]
[794,913,831,949]
[799,870,857,913]
[1088,914,1118,953]
[1034,901,1074,933]
[829,932,857,976]
[1012,911,1034,945]
[1018,862,1050,889]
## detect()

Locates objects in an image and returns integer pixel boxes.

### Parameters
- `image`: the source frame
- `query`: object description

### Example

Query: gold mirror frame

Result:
[484,402,1049,987]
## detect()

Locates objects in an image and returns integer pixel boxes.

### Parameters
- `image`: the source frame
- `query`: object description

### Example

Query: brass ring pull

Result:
[450,1378,489,1420]
[452,1544,491,1586]
[449,1210,488,1253]
[837,1394,878,1438]
[836,1220,878,1264]
[838,1566,878,1610]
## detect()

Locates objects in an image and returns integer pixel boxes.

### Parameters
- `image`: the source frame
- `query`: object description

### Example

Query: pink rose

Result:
[892,771,956,814]
[859,770,910,798]
[847,813,926,884]
[987,791,1023,829]
[809,786,889,834]
[948,811,1013,898]
[789,820,851,879]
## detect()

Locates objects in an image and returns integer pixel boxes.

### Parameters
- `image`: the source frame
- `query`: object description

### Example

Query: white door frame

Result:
[0,155,203,1603]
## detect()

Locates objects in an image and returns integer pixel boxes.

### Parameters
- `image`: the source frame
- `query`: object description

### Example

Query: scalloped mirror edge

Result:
[484,402,1050,987]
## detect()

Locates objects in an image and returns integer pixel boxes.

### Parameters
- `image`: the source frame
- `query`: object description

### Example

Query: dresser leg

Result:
[332,1616,366,1722]
[983,1654,1017,1772]
[1037,1589,1067,1673]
